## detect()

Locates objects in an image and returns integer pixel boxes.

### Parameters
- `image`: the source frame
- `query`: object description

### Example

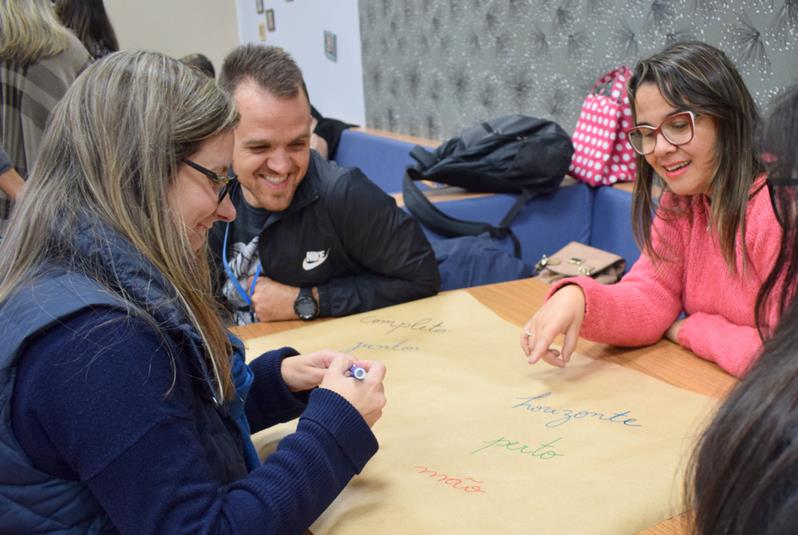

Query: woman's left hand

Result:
[665,319,684,344]
[280,349,358,392]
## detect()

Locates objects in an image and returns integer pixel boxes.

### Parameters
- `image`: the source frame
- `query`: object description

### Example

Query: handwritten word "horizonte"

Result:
[512,392,642,428]
[359,316,448,335]
[413,466,487,494]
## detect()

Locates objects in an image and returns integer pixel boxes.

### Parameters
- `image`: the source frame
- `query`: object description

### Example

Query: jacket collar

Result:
[72,217,222,402]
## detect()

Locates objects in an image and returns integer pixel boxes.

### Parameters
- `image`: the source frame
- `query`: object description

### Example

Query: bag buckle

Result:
[535,254,561,273]
[568,256,594,275]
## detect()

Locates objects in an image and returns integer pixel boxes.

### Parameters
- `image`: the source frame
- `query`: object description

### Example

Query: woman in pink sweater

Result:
[520,41,780,378]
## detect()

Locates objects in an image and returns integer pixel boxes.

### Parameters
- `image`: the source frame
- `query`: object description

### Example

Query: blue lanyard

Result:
[222,222,262,306]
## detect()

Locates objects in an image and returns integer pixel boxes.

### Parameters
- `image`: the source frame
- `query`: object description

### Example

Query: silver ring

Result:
[524,329,534,338]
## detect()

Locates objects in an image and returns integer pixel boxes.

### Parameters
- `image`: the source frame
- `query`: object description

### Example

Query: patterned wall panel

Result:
[359,0,798,140]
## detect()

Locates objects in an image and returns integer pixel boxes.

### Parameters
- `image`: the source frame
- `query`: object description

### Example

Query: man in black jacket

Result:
[209,44,439,324]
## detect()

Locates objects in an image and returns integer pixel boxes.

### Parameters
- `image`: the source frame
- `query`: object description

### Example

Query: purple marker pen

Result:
[349,365,366,380]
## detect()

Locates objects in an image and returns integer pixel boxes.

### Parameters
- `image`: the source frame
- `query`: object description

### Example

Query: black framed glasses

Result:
[767,177,798,228]
[183,158,237,203]
[624,111,697,156]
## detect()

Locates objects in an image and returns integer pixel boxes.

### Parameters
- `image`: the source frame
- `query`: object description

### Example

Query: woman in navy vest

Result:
[0,50,386,534]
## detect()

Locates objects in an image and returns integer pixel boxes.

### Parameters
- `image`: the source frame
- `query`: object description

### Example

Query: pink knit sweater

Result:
[548,179,780,377]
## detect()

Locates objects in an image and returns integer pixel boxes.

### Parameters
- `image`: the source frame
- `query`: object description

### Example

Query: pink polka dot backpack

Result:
[569,66,637,186]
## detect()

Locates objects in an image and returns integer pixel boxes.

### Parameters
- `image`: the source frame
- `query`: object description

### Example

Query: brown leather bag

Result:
[535,241,625,285]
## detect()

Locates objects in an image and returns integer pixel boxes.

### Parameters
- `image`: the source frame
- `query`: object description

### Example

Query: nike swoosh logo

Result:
[302,250,329,271]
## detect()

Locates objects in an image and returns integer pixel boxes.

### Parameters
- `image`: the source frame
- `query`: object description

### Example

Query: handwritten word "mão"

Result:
[471,436,564,460]
[413,466,487,494]
[360,316,448,335]
[343,339,419,353]
[512,392,642,428]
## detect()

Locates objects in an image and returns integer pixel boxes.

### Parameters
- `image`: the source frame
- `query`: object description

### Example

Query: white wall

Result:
[104,0,239,77]
[235,0,365,126]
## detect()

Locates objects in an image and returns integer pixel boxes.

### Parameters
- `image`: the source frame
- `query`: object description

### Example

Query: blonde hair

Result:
[0,50,240,400]
[0,0,73,65]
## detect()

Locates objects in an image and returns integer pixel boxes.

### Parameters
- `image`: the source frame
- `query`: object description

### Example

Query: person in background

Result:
[211,44,439,325]
[180,52,215,78]
[520,41,780,378]
[310,104,354,160]
[0,50,386,533]
[0,0,90,233]
[688,83,798,535]
[55,0,119,60]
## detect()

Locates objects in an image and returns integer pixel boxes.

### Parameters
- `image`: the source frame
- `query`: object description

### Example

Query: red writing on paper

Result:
[413,466,487,495]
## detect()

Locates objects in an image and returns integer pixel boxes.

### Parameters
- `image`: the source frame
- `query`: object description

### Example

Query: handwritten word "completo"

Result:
[359,316,449,335]
[512,392,642,428]
[471,436,564,460]
[343,339,419,353]
[413,466,487,494]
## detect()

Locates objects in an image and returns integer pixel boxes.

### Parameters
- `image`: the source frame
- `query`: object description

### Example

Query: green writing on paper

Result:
[342,339,419,353]
[413,466,487,495]
[359,315,449,335]
[512,392,642,429]
[471,436,564,460]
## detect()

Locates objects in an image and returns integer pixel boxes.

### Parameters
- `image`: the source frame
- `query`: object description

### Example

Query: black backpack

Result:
[403,115,574,258]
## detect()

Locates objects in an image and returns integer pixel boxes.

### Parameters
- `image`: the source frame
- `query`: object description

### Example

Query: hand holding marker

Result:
[349,365,367,380]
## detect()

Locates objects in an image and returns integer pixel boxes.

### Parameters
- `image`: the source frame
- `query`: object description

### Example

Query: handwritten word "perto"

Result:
[512,392,642,429]
[471,436,564,460]
[359,316,449,335]
[343,339,419,353]
[413,466,487,494]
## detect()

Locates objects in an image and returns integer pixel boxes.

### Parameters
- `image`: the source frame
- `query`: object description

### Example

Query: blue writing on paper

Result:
[512,392,642,428]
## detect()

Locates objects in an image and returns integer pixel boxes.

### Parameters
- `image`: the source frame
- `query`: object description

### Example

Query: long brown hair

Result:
[755,84,798,337]
[0,51,240,400]
[628,41,764,269]
[55,0,119,59]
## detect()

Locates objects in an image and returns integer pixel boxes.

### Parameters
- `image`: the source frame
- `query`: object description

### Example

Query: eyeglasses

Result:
[767,177,798,228]
[625,111,697,156]
[183,159,237,203]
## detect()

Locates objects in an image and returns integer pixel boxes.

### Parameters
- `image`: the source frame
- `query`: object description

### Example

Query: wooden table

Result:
[231,277,736,535]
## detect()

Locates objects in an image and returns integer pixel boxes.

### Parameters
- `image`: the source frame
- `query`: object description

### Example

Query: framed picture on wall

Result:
[256,0,264,14]
[266,9,276,32]
[324,30,337,62]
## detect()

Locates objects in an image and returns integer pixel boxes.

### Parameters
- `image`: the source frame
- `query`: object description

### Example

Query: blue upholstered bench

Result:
[411,183,595,267]
[590,186,640,265]
[335,129,422,194]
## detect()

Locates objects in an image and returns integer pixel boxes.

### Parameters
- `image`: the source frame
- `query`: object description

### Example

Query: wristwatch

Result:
[293,287,319,320]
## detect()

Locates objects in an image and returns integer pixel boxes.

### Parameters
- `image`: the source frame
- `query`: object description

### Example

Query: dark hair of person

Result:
[218,44,309,103]
[687,297,798,534]
[55,0,119,60]
[180,52,215,78]
[627,41,764,269]
[755,84,798,337]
